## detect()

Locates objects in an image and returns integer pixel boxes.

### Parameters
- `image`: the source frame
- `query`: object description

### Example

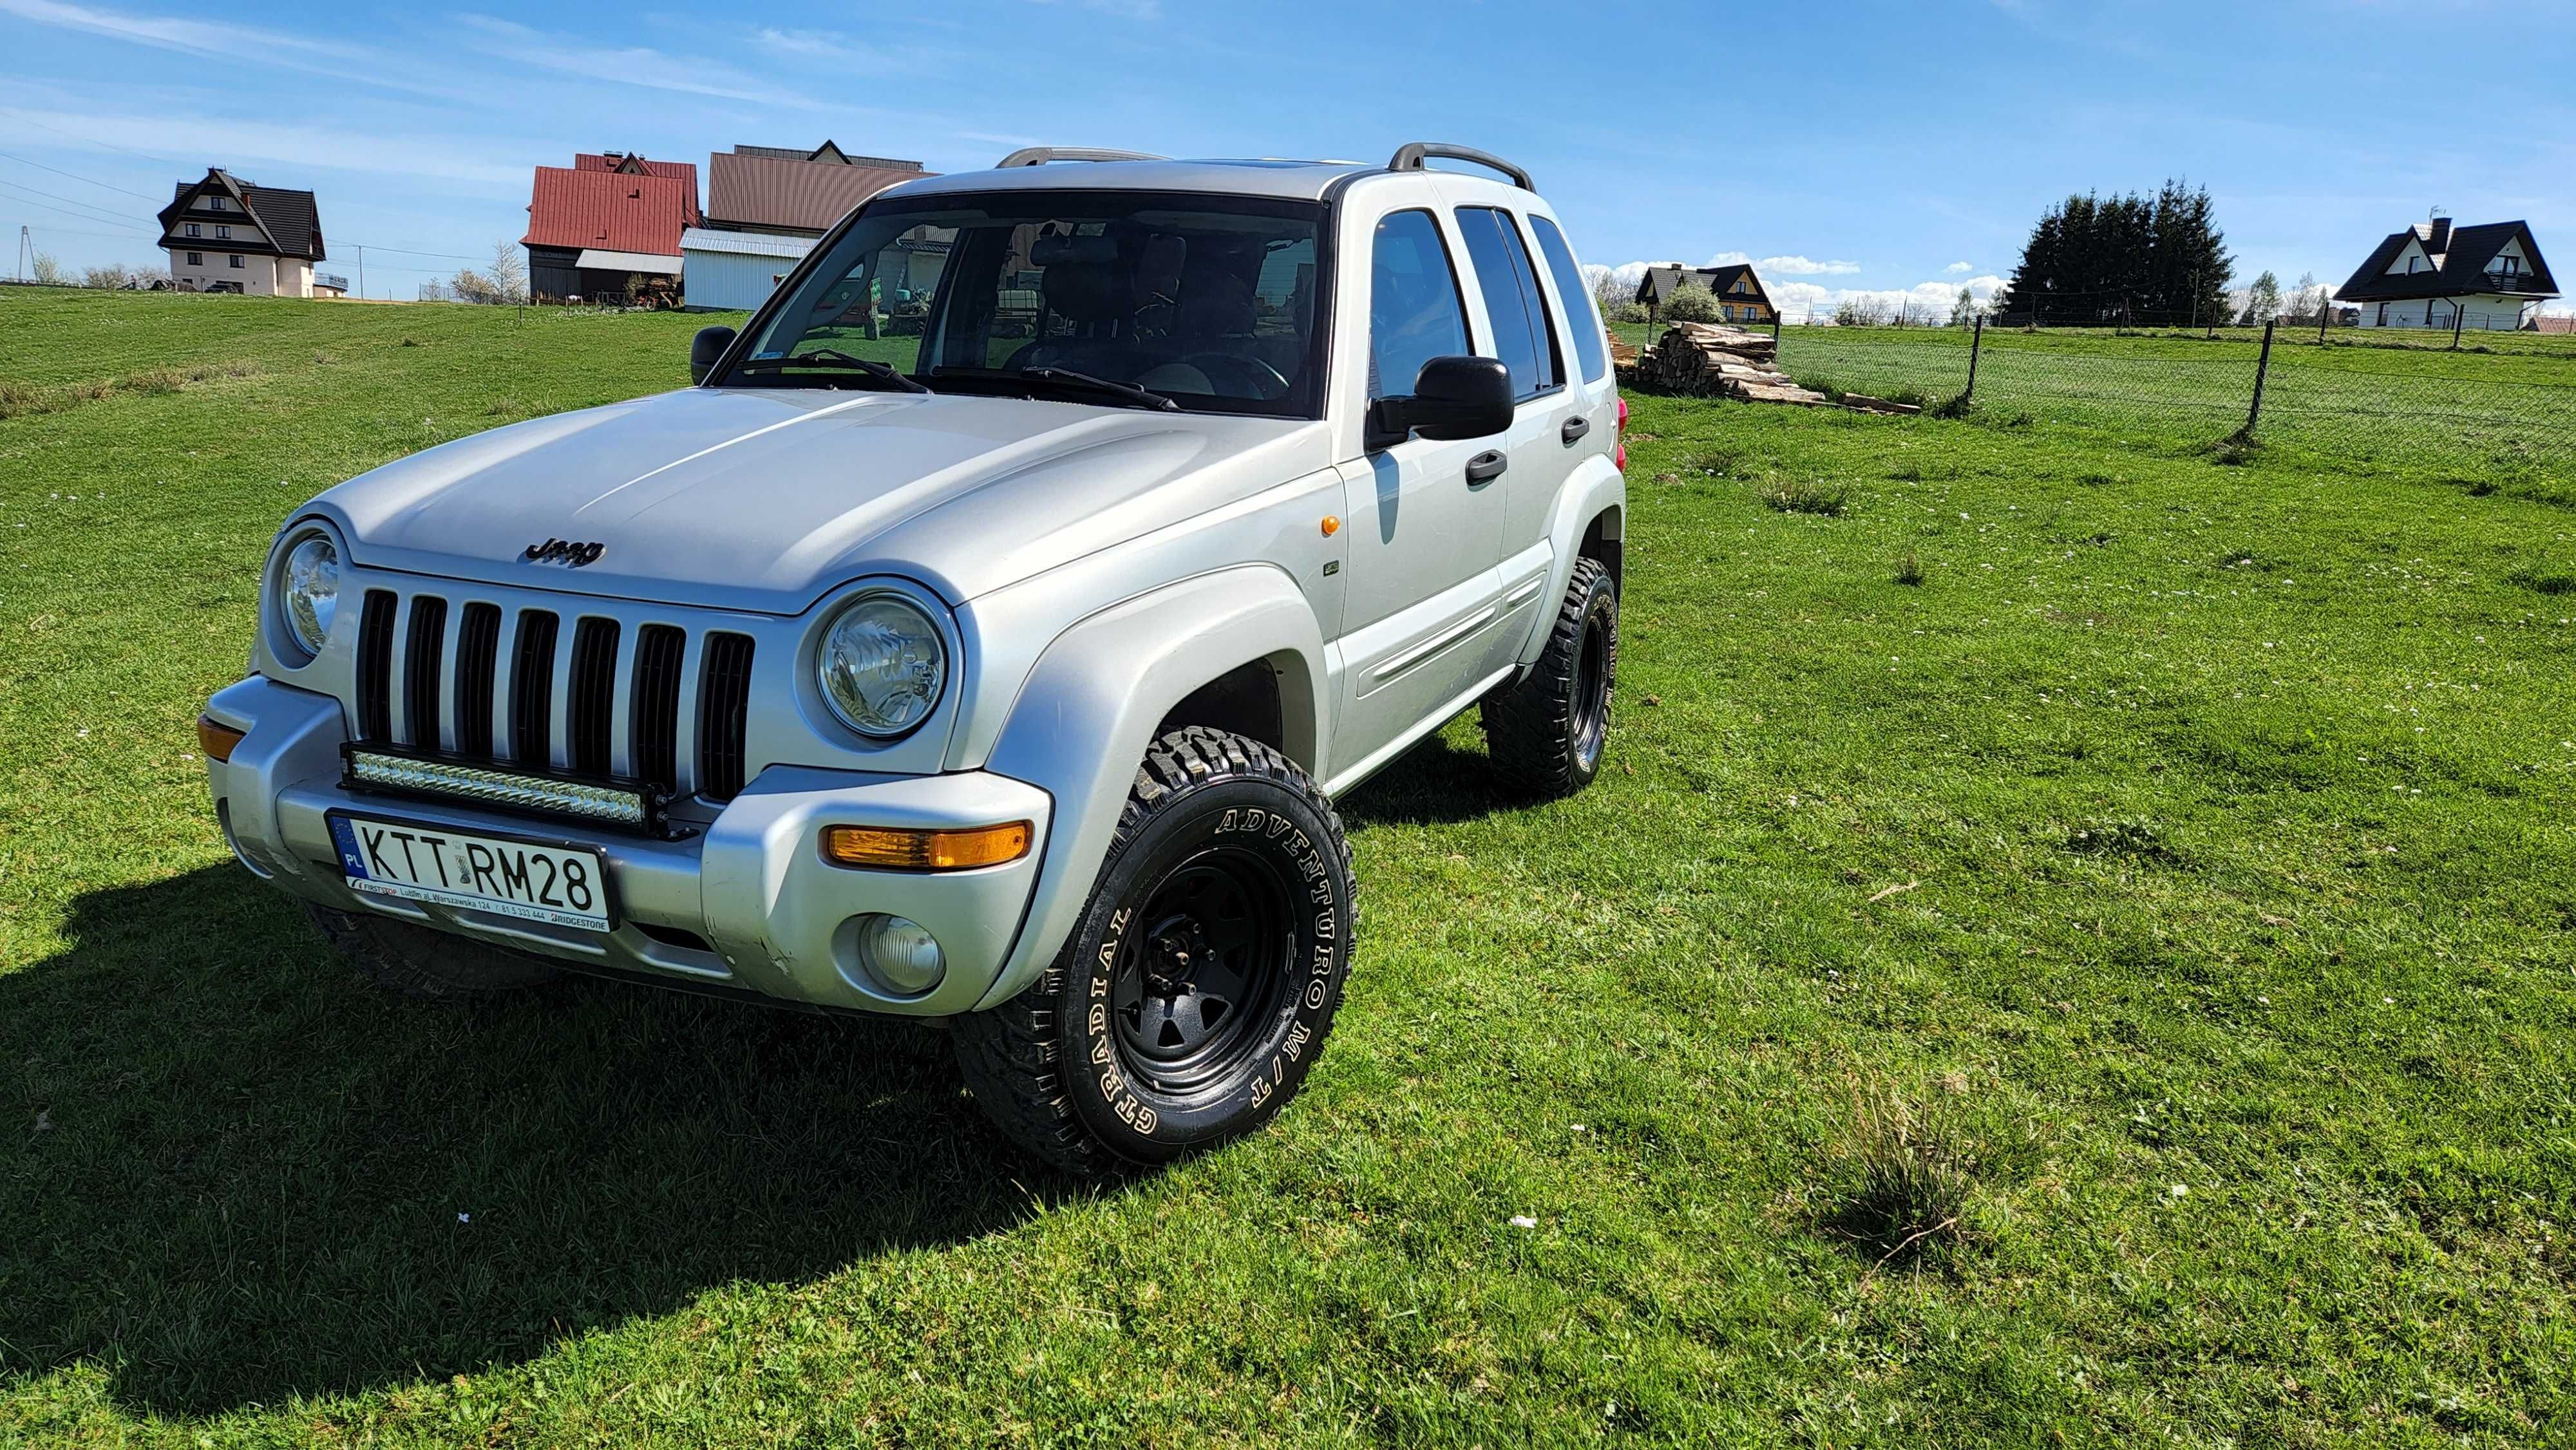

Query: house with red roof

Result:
[520,151,701,302]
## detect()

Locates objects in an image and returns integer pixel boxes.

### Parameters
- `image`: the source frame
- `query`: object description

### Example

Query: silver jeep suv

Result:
[199,142,1629,1172]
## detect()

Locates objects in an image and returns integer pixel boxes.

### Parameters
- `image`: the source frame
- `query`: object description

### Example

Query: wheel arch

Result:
[976,565,1329,1008]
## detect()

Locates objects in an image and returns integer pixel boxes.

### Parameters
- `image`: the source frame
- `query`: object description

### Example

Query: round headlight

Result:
[817,594,946,738]
[278,533,339,659]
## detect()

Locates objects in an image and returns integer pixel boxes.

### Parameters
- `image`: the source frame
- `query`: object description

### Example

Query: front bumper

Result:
[204,675,1051,1017]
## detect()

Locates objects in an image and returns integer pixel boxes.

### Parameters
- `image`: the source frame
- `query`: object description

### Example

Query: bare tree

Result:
[489,239,527,305]
[29,250,65,285]
[82,263,135,290]
[1833,295,1890,328]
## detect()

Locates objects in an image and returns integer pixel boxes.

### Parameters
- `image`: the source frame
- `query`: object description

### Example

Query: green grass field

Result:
[1614,320,2576,488]
[6,288,2576,1445]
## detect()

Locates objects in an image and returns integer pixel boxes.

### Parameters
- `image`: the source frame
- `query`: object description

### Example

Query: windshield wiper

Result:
[734,350,930,393]
[1018,368,1181,413]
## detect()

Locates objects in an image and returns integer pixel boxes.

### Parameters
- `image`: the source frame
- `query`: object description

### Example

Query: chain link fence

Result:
[1764,321,2576,480]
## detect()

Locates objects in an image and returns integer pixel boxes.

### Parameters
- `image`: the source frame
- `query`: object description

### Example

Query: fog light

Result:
[844,913,945,995]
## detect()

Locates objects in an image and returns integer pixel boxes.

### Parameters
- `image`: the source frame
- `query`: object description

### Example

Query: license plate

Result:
[328,812,611,931]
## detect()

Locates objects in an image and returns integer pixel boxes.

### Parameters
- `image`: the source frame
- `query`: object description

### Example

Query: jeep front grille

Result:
[348,590,755,802]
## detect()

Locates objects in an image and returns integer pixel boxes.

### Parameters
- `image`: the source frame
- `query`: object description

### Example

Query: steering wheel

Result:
[1183,352,1292,401]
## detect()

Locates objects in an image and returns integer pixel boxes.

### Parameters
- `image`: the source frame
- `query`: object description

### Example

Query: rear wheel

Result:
[1482,556,1617,797]
[303,902,559,1000]
[954,727,1357,1174]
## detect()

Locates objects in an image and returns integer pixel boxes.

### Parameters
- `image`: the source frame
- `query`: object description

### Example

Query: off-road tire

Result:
[302,901,560,1000]
[954,727,1358,1176]
[1482,556,1618,797]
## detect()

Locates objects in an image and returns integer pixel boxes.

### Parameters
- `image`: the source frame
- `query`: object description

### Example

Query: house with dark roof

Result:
[520,151,702,301]
[156,167,325,296]
[1634,263,1774,325]
[2336,216,2557,332]
[680,142,934,311]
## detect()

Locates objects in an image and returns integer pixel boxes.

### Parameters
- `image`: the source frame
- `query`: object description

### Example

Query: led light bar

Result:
[344,748,650,828]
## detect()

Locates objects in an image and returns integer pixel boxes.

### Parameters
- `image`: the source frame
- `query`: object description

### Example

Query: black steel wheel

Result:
[1482,555,1618,797]
[954,727,1357,1174]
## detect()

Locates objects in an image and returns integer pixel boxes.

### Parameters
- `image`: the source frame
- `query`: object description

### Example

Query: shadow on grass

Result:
[0,865,1071,1418]
[1334,734,1519,828]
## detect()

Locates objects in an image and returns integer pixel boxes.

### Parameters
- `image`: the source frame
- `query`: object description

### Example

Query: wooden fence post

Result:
[1965,315,1984,404]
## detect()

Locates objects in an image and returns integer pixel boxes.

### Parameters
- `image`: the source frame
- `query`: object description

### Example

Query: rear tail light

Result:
[1616,396,1630,433]
[1615,442,1627,473]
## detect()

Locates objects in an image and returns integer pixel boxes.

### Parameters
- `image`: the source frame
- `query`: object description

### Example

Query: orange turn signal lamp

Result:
[820,820,1032,871]
[197,714,245,762]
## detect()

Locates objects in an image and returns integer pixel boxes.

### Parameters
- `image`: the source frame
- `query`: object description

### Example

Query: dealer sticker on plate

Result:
[328,813,611,931]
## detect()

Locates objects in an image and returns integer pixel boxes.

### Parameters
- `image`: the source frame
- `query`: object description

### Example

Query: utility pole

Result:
[15,225,27,282]
[355,243,365,300]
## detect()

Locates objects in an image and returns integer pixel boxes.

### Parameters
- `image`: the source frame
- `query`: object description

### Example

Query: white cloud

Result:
[1027,0,1163,16]
[1591,260,2007,321]
[455,14,826,108]
[1944,261,1975,274]
[0,0,469,100]
[1706,250,1862,276]
[3,104,535,190]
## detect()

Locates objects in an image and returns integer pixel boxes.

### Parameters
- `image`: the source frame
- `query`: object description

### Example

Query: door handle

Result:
[1560,415,1591,446]
[1464,450,1508,486]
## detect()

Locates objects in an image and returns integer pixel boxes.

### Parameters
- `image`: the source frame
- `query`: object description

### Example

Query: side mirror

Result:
[690,325,738,385]
[1366,355,1513,450]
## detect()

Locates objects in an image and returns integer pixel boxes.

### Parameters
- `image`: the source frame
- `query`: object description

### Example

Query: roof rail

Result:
[994,147,1169,169]
[1387,142,1532,193]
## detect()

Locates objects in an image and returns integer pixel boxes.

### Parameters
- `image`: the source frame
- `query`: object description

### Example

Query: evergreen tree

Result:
[1993,180,2232,326]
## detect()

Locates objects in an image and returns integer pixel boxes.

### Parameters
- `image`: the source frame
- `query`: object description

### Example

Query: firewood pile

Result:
[1626,323,1922,415]
[1633,323,1823,403]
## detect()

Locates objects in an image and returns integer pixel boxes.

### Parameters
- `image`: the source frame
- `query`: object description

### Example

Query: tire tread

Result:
[953,726,1354,1176]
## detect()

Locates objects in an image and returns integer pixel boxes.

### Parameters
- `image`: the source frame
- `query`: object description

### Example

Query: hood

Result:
[317,386,1324,615]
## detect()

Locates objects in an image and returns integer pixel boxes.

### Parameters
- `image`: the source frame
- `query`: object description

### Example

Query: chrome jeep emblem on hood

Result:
[522,538,605,567]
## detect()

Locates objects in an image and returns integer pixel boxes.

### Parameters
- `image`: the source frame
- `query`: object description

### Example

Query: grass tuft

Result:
[1760,476,1848,516]
[1816,1090,1981,1271]
[1894,549,1926,586]
[2509,567,2576,596]
[2063,816,2175,862]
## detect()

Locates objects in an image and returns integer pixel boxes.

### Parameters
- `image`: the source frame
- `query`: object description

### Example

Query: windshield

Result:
[722,189,1330,419]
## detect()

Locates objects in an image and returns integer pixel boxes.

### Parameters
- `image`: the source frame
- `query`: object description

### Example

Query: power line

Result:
[339,240,486,263]
[0,176,142,227]
[0,109,169,163]
[0,150,162,201]
[7,222,161,245]
[0,193,155,234]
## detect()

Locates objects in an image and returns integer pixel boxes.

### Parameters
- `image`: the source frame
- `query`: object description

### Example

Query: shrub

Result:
[1660,284,1723,324]
[1608,301,1651,324]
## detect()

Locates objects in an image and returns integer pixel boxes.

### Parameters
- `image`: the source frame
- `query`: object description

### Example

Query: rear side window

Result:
[1455,207,1562,400]
[1367,210,1470,402]
[1528,214,1608,384]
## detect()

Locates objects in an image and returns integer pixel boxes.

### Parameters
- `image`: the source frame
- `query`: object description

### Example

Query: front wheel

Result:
[954,728,1357,1175]
[1481,556,1618,797]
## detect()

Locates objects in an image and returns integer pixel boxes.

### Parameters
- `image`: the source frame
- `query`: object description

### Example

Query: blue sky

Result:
[5,0,2571,314]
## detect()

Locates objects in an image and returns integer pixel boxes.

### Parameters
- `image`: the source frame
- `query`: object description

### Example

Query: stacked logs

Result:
[1629,323,1922,415]
[1636,323,1824,404]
